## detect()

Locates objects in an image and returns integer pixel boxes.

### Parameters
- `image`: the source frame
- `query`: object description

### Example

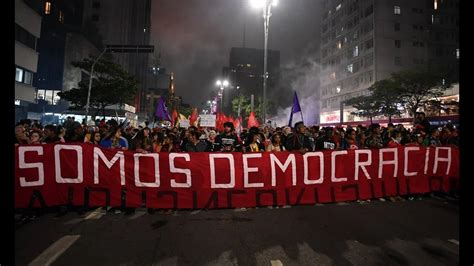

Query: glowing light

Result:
[223,80,229,87]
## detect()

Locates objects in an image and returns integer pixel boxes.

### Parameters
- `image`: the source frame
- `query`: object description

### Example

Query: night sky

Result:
[151,0,322,113]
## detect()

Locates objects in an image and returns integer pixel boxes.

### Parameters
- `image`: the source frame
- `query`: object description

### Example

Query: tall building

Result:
[20,0,102,124]
[82,0,152,118]
[223,47,280,115]
[15,0,42,122]
[319,0,459,124]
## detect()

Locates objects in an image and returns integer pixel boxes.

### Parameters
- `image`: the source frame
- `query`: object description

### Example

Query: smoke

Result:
[269,55,322,127]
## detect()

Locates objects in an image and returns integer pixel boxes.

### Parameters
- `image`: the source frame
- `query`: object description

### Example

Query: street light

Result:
[250,0,277,125]
[216,79,229,113]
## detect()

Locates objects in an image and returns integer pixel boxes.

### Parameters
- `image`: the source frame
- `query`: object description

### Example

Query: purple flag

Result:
[288,91,304,127]
[155,96,171,121]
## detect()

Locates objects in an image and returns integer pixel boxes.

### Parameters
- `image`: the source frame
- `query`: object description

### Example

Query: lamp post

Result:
[216,79,229,113]
[250,0,278,124]
[85,48,108,123]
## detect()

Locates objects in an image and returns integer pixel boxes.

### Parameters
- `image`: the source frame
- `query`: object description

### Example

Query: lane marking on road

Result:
[190,210,201,215]
[128,211,146,220]
[28,235,81,266]
[270,260,283,266]
[448,239,459,245]
[84,207,105,220]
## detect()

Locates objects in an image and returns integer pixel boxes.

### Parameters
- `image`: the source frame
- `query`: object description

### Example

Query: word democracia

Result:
[16,144,456,188]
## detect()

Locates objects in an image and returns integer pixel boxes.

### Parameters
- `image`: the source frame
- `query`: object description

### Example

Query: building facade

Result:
[15,0,42,122]
[319,0,459,124]
[82,0,153,118]
[223,47,280,115]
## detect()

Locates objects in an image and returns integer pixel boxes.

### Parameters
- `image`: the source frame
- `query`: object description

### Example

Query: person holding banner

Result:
[215,122,240,152]
[245,132,265,152]
[285,122,312,154]
[184,131,210,152]
[100,127,128,150]
[266,132,286,152]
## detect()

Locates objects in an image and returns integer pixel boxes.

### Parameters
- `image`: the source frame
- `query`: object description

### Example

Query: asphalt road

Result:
[15,197,459,266]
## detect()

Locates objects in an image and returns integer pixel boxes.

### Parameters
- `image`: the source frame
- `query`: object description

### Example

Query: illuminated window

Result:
[15,68,23,82]
[336,86,341,93]
[394,6,401,15]
[434,0,438,10]
[456,48,460,59]
[59,10,64,23]
[44,1,51,15]
[347,64,353,73]
[353,45,359,57]
[336,3,342,11]
[337,41,342,49]
[330,72,336,79]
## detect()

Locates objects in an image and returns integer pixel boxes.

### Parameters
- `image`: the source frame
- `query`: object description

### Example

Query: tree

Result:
[344,95,381,124]
[391,70,449,121]
[58,56,139,118]
[369,79,404,124]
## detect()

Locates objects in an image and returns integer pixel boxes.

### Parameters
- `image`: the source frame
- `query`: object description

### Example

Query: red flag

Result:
[171,109,178,127]
[189,108,198,126]
[247,111,259,128]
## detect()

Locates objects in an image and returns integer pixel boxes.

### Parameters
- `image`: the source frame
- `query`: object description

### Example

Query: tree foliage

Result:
[391,70,449,118]
[58,55,139,117]
[369,79,403,123]
[344,95,381,124]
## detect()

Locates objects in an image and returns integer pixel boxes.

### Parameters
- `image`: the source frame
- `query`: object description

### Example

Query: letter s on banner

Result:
[18,146,44,187]
[54,145,83,184]
[134,153,160,187]
[93,147,125,185]
[303,152,324,185]
[169,153,192,188]
[209,154,235,188]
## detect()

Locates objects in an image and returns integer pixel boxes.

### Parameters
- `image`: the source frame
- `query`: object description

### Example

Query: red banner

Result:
[15,144,459,209]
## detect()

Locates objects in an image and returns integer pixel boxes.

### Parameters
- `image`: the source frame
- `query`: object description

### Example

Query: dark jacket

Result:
[285,133,313,151]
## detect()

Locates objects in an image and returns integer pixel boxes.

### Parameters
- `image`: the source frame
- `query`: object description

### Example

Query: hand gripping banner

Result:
[15,144,459,209]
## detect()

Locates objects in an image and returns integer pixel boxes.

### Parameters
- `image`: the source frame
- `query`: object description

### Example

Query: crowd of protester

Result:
[15,112,459,219]
[15,112,459,153]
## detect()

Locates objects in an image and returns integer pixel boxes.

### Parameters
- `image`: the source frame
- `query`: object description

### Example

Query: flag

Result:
[171,109,178,127]
[288,91,304,127]
[247,111,259,128]
[155,96,171,121]
[189,108,198,126]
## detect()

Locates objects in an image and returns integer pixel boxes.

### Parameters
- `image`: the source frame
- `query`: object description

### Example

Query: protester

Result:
[285,122,312,154]
[245,132,265,152]
[215,122,240,152]
[266,132,286,152]
[100,127,128,150]
[341,128,358,150]
[184,131,210,152]
[134,127,153,153]
[315,127,337,150]
[15,125,29,145]
[29,130,42,144]
[365,124,384,149]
